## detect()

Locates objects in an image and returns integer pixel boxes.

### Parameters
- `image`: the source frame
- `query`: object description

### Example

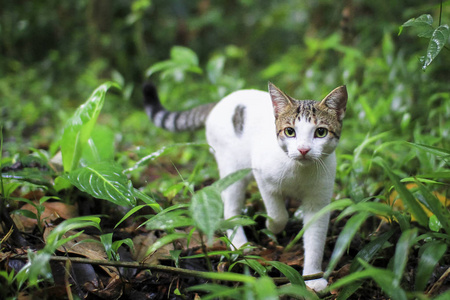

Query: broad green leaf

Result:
[392,228,417,285]
[81,125,115,165]
[374,157,428,227]
[325,212,371,277]
[61,82,120,172]
[286,198,354,251]
[415,242,447,291]
[399,14,434,37]
[267,261,305,287]
[64,162,135,207]
[190,185,223,244]
[422,25,450,70]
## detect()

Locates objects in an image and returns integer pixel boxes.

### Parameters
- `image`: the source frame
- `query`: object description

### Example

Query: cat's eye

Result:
[284,127,296,137]
[315,128,328,138]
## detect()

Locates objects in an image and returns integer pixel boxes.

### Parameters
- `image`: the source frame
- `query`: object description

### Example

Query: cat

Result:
[143,82,347,291]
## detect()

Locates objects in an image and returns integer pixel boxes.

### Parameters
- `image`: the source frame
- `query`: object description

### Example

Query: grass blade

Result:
[392,228,418,285]
[415,181,450,234]
[324,212,371,278]
[374,157,429,227]
[285,198,353,251]
[415,242,447,291]
[267,261,305,287]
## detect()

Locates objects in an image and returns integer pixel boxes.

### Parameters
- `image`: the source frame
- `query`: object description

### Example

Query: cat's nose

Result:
[298,147,311,156]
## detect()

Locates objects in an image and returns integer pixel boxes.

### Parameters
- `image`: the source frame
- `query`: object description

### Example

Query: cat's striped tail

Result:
[143,83,216,132]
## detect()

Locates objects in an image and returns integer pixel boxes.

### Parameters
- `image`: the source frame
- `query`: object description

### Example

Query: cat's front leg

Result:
[302,204,330,292]
[222,177,250,249]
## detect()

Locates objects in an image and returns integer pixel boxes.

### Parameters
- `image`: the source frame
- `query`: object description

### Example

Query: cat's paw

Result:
[305,278,328,292]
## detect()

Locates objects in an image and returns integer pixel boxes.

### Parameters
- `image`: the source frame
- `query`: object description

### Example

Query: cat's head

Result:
[268,82,347,164]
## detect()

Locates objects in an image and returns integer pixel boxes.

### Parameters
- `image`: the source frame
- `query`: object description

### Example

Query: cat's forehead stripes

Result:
[295,100,317,123]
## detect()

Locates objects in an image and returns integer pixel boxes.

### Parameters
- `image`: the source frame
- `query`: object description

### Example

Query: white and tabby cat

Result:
[144,82,347,291]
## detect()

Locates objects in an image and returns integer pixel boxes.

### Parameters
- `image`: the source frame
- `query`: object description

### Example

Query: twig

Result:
[10,254,326,283]
[427,266,450,296]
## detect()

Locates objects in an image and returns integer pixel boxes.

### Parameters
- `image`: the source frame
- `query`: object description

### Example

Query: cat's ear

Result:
[268,82,294,118]
[319,85,347,121]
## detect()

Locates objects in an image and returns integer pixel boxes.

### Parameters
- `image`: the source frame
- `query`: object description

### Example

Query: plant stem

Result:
[10,254,327,283]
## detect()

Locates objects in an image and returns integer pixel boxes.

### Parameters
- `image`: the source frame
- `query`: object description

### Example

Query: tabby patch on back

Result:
[144,82,348,292]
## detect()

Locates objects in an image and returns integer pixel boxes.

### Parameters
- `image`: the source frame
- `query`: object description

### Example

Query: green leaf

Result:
[144,209,193,230]
[212,168,251,192]
[267,261,305,287]
[374,157,428,227]
[254,276,278,300]
[187,283,242,300]
[434,290,450,300]
[61,82,120,172]
[415,181,450,234]
[399,14,434,37]
[44,216,101,252]
[350,229,396,273]
[112,238,135,258]
[429,214,443,232]
[190,185,223,244]
[145,46,202,80]
[132,188,162,212]
[144,232,188,257]
[81,125,115,165]
[422,25,450,70]
[407,142,450,157]
[331,260,407,300]
[415,242,447,291]
[278,284,319,300]
[286,198,354,251]
[325,212,371,278]
[100,233,113,260]
[64,162,135,207]
[392,228,417,285]
[207,54,226,84]
[234,259,267,276]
